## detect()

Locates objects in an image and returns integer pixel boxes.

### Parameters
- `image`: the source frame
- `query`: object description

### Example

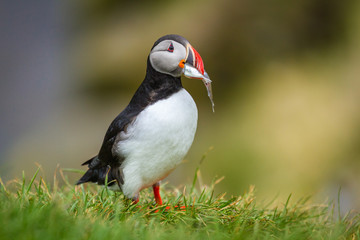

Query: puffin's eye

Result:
[167,43,174,52]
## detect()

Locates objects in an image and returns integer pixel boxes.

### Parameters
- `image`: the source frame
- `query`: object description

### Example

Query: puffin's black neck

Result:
[128,57,183,109]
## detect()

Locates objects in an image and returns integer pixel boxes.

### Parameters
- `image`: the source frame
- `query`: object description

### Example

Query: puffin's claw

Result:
[131,194,139,204]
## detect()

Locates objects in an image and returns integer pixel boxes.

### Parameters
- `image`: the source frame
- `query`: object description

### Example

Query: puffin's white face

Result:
[149,40,187,77]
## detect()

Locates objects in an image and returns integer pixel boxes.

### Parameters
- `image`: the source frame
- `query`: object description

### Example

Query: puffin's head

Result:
[149,34,214,111]
[150,34,208,79]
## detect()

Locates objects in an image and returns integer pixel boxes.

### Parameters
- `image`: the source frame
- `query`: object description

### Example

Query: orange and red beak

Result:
[180,44,209,80]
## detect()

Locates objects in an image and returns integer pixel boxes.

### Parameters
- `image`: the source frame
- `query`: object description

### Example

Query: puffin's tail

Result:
[76,156,124,186]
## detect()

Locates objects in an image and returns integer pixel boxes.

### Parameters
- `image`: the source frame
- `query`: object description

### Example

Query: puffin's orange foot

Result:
[167,205,186,211]
[153,205,187,213]
[130,195,141,208]
[131,195,139,204]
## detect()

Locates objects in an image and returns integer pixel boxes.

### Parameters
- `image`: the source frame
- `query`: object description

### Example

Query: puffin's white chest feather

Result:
[114,89,198,198]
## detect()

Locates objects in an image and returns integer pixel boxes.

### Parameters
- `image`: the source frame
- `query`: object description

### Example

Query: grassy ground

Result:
[0,168,359,240]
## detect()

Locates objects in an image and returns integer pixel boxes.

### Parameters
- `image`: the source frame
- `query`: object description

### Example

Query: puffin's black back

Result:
[76,56,183,187]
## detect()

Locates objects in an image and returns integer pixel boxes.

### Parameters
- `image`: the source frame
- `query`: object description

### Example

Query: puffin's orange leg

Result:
[152,182,163,205]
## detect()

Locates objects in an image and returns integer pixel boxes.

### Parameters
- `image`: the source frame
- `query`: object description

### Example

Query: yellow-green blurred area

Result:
[1,0,360,210]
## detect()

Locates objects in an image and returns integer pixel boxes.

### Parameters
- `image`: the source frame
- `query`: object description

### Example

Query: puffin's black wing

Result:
[76,106,140,186]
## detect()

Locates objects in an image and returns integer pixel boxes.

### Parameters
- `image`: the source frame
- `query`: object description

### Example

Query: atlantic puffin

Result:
[76,34,213,205]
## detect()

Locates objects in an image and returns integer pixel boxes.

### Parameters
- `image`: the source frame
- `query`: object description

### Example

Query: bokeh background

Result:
[1,0,360,211]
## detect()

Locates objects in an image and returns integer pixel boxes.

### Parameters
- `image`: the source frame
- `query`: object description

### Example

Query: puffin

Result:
[76,34,213,205]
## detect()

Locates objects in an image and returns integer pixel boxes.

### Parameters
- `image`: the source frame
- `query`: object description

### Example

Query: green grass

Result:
[0,168,359,240]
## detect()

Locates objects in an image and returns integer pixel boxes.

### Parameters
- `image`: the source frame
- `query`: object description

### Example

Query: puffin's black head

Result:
[149,34,207,79]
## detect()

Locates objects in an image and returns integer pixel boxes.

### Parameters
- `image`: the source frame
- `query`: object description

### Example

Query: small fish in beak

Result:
[181,44,214,112]
[183,64,214,112]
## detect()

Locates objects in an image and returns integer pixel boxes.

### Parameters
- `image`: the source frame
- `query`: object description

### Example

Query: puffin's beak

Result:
[180,44,214,112]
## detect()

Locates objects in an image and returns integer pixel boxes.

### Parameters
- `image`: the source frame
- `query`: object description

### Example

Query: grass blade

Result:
[26,167,40,194]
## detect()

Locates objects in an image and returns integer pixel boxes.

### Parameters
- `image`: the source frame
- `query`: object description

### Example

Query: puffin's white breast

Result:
[114,88,198,198]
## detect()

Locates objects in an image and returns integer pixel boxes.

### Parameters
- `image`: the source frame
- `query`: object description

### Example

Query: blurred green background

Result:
[1,0,360,211]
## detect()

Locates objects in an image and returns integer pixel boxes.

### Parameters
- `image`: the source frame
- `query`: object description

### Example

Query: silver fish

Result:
[183,63,215,112]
